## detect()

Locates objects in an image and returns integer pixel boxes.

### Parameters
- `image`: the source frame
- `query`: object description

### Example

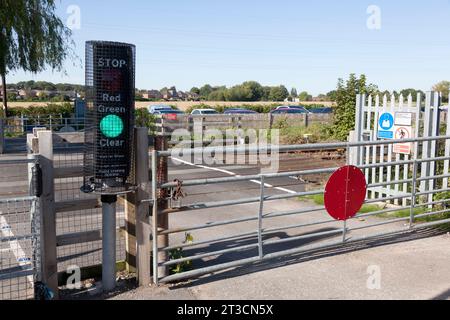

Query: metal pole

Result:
[258,175,265,259]
[410,160,418,228]
[342,220,347,243]
[101,194,117,292]
[151,150,159,285]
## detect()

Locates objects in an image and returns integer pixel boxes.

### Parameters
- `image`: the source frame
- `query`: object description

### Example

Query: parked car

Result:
[148,104,173,114]
[190,109,219,115]
[309,108,333,114]
[153,109,184,120]
[153,109,184,115]
[274,105,310,113]
[223,108,258,115]
[270,107,309,114]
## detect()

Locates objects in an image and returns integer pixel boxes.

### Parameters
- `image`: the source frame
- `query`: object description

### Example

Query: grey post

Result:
[135,128,151,286]
[410,160,418,228]
[102,194,117,292]
[151,149,159,284]
[355,94,365,166]
[258,175,265,259]
[0,117,4,154]
[36,130,58,298]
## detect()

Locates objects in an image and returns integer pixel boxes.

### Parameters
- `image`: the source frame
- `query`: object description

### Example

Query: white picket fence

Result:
[350,92,449,206]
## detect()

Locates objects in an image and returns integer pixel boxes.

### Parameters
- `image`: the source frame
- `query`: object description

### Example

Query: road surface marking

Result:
[0,214,34,284]
[171,157,298,194]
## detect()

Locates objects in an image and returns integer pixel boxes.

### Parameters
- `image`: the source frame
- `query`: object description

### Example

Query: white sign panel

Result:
[395,112,413,126]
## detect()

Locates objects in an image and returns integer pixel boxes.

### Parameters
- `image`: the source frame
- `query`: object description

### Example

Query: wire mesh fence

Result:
[53,150,125,274]
[0,194,40,300]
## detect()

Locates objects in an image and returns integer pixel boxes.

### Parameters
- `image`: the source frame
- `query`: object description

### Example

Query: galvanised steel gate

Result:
[150,135,450,285]
[0,158,41,300]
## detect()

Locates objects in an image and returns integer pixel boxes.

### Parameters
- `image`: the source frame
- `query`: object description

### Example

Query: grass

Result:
[298,194,450,225]
[298,194,381,214]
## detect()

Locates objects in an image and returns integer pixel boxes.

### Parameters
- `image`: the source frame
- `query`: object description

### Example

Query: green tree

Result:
[268,85,289,101]
[290,88,298,98]
[329,74,378,141]
[199,84,213,99]
[208,89,227,101]
[298,91,312,101]
[190,87,200,95]
[399,88,425,101]
[432,81,450,103]
[261,86,272,101]
[241,81,264,101]
[0,0,74,115]
[326,90,337,101]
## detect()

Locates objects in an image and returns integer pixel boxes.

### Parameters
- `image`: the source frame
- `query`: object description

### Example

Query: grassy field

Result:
[7,100,335,112]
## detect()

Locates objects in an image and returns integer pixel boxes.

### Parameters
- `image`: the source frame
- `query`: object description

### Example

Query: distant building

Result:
[144,90,163,100]
[187,92,200,101]
[177,91,188,101]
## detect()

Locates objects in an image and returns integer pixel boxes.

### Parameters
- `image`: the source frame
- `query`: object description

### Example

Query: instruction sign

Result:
[395,112,413,126]
[393,126,413,155]
[378,112,395,139]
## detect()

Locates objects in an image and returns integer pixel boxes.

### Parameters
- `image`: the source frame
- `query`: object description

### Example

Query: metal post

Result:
[410,160,418,228]
[342,220,347,243]
[101,194,117,292]
[151,149,159,285]
[258,175,265,259]
[155,136,169,278]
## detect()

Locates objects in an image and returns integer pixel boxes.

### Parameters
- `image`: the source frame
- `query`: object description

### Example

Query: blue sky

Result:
[7,0,450,95]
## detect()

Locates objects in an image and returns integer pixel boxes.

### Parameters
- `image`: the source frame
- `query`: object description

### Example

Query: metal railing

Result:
[0,158,41,300]
[150,135,450,284]
[3,116,85,137]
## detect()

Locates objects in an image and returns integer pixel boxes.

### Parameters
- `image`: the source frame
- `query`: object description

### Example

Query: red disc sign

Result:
[324,166,367,221]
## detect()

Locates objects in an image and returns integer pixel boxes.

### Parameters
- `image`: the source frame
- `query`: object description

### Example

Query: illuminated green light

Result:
[100,115,124,138]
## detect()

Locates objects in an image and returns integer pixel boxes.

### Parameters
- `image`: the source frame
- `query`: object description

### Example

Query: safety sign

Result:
[393,126,413,155]
[378,112,395,139]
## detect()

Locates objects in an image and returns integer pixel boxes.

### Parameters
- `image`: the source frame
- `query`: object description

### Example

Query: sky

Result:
[7,0,450,95]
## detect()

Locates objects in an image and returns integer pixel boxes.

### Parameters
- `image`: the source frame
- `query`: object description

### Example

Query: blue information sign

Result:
[378,112,394,139]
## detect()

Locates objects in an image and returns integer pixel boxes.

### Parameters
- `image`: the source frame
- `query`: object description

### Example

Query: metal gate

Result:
[0,158,41,300]
[150,135,450,285]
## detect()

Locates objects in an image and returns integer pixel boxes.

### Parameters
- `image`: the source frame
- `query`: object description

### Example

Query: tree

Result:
[268,85,289,101]
[190,87,200,95]
[241,81,264,101]
[0,0,74,115]
[298,91,312,101]
[432,81,450,103]
[330,74,378,141]
[207,89,226,101]
[399,88,425,101]
[290,88,298,98]
[199,84,213,99]
[326,90,337,101]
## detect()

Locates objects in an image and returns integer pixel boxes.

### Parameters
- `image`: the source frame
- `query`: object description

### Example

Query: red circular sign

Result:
[324,166,367,221]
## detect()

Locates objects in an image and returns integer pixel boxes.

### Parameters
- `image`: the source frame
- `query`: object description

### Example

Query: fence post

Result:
[258,175,265,260]
[304,113,309,128]
[36,130,58,298]
[155,136,169,279]
[0,117,4,154]
[355,94,365,166]
[268,113,274,129]
[124,128,151,286]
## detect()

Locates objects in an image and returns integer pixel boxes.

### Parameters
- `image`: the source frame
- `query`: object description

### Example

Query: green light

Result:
[100,115,124,138]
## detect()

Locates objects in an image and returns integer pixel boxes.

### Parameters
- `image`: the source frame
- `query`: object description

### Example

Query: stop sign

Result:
[324,166,367,221]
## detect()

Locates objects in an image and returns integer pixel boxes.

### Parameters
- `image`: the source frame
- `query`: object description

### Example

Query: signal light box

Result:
[83,41,136,194]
